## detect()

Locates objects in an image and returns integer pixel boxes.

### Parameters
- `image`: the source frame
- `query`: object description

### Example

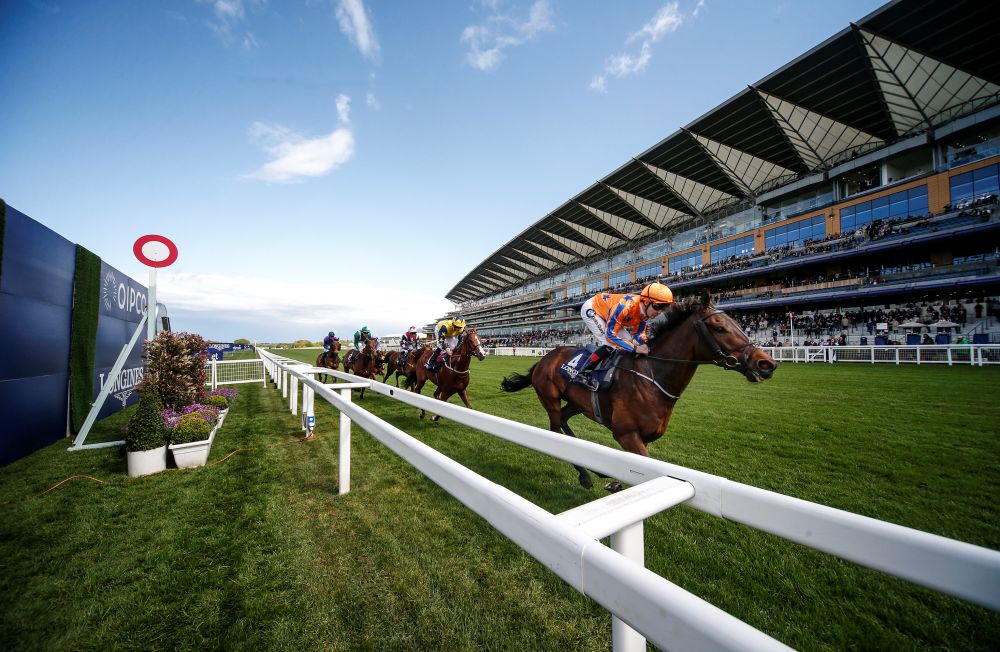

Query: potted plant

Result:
[165,392,235,469]
[125,386,169,477]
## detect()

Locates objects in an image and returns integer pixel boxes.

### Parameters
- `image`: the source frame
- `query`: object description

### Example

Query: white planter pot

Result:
[127,444,168,477]
[168,409,228,469]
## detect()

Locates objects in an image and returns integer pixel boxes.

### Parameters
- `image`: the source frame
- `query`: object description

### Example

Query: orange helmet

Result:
[639,282,674,305]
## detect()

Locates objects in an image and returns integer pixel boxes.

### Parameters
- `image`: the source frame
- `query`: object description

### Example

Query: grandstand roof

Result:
[447,0,1000,303]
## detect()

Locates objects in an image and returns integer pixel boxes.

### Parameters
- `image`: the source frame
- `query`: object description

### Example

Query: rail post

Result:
[339,387,352,494]
[611,522,646,652]
[290,375,298,415]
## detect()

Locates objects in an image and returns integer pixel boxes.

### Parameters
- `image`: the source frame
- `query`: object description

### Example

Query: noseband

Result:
[693,309,760,373]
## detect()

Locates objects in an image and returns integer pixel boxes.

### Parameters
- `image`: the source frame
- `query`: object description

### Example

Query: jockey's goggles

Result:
[650,302,670,311]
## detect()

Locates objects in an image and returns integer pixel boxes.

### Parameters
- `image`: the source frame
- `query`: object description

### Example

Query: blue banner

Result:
[0,206,76,466]
[92,261,147,419]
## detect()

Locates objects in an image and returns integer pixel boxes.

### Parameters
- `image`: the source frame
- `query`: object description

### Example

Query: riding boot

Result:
[574,344,613,391]
[424,348,440,370]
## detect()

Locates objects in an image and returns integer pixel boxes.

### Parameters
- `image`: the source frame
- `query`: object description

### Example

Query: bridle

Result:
[619,307,764,399]
[692,309,762,374]
[440,331,486,374]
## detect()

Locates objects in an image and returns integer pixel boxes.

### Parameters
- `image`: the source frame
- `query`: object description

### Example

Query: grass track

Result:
[1,351,997,650]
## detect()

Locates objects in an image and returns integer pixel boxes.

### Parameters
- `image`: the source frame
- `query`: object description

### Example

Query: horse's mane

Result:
[646,296,706,341]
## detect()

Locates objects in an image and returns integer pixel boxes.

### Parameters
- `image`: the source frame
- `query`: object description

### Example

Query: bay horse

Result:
[500,295,777,490]
[315,341,341,383]
[381,350,401,385]
[343,338,383,399]
[397,343,431,388]
[409,328,486,422]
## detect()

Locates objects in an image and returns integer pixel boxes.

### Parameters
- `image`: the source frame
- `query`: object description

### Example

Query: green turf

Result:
[1,353,997,650]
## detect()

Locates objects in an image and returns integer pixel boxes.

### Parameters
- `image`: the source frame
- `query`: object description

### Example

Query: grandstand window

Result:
[890,193,908,217]
[567,283,583,296]
[973,164,999,198]
[872,196,890,221]
[586,277,606,292]
[840,185,928,231]
[669,250,703,273]
[950,171,974,203]
[608,270,631,286]
[908,184,928,215]
[635,261,663,279]
[710,235,755,264]
[765,215,825,249]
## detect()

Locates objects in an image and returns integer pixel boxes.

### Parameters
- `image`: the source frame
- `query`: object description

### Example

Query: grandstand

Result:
[441,0,1000,349]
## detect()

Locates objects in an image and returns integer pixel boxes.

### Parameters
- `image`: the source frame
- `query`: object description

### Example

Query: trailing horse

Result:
[500,296,777,490]
[315,341,341,383]
[343,338,383,399]
[409,329,486,422]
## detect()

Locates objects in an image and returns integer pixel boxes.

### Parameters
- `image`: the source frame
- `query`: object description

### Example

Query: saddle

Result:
[558,345,620,392]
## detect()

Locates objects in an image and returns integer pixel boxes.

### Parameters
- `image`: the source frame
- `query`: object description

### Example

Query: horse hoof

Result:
[431,415,440,423]
[604,481,624,493]
[419,410,425,420]
[579,476,593,490]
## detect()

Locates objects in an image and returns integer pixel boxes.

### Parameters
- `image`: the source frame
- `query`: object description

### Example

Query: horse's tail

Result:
[500,364,537,393]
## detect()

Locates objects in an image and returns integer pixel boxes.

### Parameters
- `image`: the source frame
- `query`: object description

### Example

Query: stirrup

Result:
[572,370,599,391]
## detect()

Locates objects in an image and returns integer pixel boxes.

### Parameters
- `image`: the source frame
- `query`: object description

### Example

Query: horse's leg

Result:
[457,388,473,410]
[558,403,594,489]
[430,387,455,423]
[604,431,650,493]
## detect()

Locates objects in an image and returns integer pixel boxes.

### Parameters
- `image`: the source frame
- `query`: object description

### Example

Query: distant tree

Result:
[291,339,312,348]
[234,338,251,345]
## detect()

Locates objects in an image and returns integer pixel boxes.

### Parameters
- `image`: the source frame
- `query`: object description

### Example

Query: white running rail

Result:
[257,348,1000,651]
[762,344,1000,365]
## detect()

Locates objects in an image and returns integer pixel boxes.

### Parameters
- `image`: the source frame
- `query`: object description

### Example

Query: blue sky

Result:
[0,0,882,342]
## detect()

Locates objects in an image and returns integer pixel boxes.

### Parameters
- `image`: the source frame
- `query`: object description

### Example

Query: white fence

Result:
[762,344,1000,365]
[257,348,999,651]
[203,359,266,388]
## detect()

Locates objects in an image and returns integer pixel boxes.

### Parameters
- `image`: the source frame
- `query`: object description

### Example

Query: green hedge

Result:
[69,245,101,434]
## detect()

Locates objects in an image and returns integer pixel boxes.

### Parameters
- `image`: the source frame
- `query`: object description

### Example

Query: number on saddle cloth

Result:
[558,345,619,390]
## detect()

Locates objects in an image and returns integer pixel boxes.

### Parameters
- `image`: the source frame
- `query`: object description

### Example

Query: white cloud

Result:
[366,92,380,110]
[336,93,351,123]
[243,121,355,183]
[692,0,705,18]
[461,0,554,71]
[159,272,453,336]
[336,0,380,61]
[202,0,260,48]
[590,1,688,93]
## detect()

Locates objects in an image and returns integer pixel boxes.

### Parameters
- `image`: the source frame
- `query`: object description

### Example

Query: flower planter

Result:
[126,445,168,478]
[169,409,228,469]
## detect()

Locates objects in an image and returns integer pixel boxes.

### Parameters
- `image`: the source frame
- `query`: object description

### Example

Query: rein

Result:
[618,307,761,395]
[439,332,483,376]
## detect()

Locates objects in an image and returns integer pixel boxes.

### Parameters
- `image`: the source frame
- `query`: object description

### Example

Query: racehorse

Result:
[408,328,486,421]
[381,350,401,385]
[344,338,383,399]
[315,340,341,383]
[500,295,778,490]
[397,343,431,388]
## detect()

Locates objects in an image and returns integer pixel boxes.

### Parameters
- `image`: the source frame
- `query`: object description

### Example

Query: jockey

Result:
[425,317,466,370]
[400,326,420,363]
[323,331,337,352]
[349,326,372,364]
[574,282,674,389]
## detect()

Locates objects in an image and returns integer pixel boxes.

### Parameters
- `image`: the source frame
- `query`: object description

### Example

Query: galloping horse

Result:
[344,338,383,399]
[381,350,401,385]
[500,295,777,490]
[397,343,431,388]
[408,328,486,421]
[315,341,341,383]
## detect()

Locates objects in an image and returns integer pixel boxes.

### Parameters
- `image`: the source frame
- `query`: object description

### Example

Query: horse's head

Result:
[463,328,486,361]
[654,295,777,382]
